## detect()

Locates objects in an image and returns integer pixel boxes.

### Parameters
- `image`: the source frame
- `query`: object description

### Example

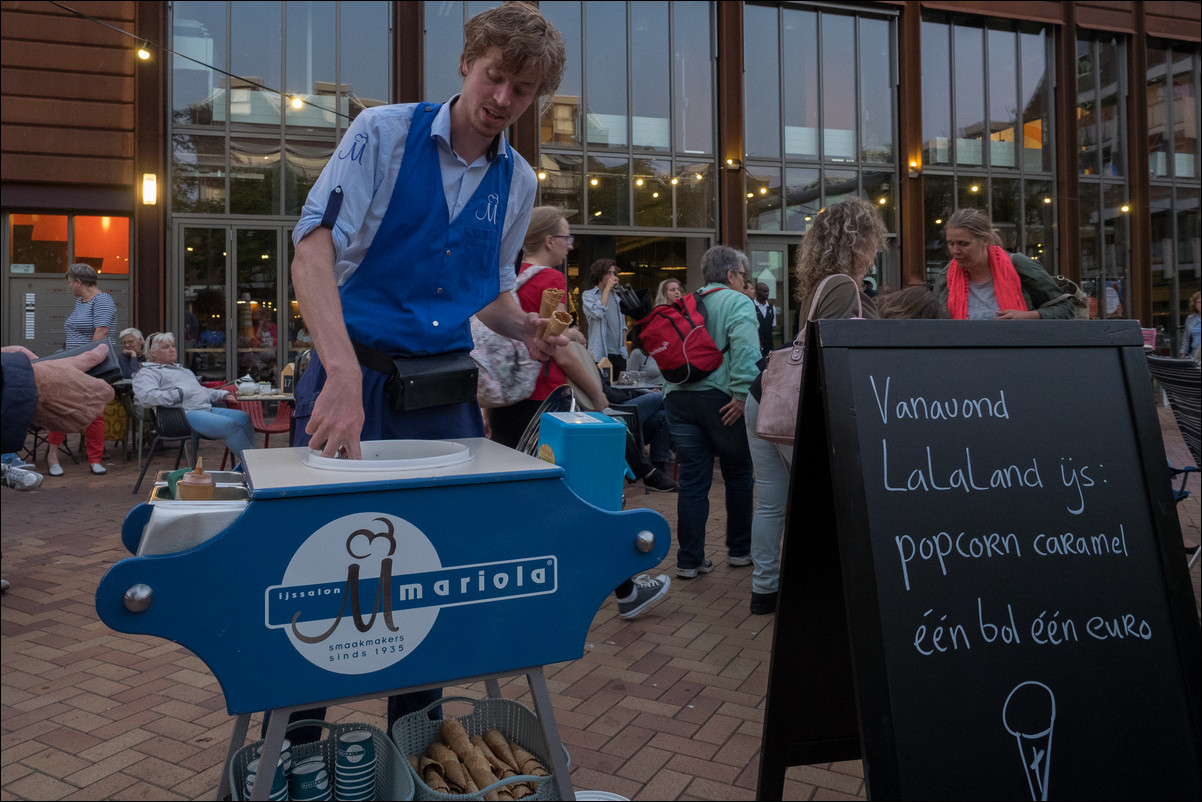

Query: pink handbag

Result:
[755,274,860,445]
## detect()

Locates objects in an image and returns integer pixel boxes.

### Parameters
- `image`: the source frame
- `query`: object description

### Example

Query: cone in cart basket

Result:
[244,756,289,801]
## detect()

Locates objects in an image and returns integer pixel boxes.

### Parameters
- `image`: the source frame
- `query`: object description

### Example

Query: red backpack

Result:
[634,288,730,384]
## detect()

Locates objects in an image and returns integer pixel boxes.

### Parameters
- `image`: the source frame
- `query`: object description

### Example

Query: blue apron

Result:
[295,103,514,444]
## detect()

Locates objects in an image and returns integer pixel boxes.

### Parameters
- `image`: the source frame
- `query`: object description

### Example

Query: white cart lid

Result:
[240,438,562,499]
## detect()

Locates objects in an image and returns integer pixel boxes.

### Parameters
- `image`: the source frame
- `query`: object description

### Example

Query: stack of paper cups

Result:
[289,756,333,801]
[243,755,288,801]
[334,730,377,801]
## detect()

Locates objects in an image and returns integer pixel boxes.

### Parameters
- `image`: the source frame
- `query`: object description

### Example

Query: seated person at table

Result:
[118,327,145,379]
[133,332,256,464]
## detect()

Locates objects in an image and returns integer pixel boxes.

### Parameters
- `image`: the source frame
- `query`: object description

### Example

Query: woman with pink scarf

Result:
[935,208,1075,320]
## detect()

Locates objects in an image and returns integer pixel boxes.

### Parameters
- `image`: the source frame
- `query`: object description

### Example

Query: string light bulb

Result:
[290,96,304,110]
[137,42,151,60]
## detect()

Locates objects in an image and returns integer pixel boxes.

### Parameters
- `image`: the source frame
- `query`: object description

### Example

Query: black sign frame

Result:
[758,319,1201,801]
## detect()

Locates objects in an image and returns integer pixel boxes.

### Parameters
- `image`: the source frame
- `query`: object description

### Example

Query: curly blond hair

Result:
[794,198,888,304]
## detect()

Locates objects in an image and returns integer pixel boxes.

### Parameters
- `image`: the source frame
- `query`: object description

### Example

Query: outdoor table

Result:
[96,430,669,801]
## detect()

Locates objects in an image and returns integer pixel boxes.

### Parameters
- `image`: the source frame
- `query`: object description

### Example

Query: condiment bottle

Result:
[598,355,612,385]
[176,458,215,500]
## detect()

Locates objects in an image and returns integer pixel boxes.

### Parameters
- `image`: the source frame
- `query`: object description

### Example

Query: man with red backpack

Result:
[660,246,761,579]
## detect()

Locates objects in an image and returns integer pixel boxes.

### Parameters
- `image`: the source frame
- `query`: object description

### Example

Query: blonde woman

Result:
[655,278,684,307]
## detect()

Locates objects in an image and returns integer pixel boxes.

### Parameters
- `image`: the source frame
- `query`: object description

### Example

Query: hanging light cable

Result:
[47,0,352,122]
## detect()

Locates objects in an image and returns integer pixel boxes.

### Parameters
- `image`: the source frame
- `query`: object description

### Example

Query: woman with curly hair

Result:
[744,198,886,615]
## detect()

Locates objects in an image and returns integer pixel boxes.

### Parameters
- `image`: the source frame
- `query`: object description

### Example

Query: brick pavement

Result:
[2,407,1198,801]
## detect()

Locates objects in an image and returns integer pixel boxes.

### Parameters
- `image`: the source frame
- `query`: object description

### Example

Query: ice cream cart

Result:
[96,421,670,800]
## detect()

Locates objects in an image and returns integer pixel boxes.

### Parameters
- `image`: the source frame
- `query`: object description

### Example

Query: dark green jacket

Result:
[935,252,1075,320]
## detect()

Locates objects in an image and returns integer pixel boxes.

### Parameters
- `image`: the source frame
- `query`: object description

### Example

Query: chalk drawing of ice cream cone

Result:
[1003,681,1056,801]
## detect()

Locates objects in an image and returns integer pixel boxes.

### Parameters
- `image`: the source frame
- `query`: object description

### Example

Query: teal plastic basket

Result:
[229,720,413,801]
[391,697,566,801]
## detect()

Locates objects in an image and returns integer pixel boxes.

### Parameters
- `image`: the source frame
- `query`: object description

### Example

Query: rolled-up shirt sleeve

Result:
[293,109,393,261]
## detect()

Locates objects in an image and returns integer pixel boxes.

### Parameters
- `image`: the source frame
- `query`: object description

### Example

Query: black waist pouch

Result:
[353,342,478,412]
[33,340,123,384]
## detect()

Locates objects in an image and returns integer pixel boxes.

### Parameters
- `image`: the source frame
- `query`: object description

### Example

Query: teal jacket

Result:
[935,252,1076,320]
[663,283,762,402]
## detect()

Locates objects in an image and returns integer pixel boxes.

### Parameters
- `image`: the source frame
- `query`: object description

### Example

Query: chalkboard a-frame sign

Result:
[757,320,1201,801]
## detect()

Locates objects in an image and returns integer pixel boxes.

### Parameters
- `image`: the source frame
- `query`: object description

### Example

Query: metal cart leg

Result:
[526,668,575,801]
[216,713,251,801]
[485,677,503,697]
[246,709,291,800]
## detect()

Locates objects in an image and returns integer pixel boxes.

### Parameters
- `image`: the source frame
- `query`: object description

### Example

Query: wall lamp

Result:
[725,157,742,171]
[908,159,921,179]
[141,173,157,205]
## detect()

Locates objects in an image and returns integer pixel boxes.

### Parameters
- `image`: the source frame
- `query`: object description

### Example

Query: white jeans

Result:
[744,394,794,594]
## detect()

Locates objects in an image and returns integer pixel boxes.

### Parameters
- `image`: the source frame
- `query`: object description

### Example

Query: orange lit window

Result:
[7,213,130,275]
[75,216,130,275]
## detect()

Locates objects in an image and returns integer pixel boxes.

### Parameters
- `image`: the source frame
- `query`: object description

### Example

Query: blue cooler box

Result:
[537,411,626,511]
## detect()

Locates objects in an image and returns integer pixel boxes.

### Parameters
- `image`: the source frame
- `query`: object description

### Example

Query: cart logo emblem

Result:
[265,512,557,674]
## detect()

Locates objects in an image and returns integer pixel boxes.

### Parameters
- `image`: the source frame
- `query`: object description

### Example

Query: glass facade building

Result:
[2,1,1199,368]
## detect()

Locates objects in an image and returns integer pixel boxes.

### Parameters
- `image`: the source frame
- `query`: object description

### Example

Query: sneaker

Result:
[48,463,64,477]
[90,463,107,475]
[676,559,714,579]
[750,591,778,615]
[642,468,677,493]
[0,579,9,592]
[617,573,671,620]
[1,463,44,491]
[728,554,753,567]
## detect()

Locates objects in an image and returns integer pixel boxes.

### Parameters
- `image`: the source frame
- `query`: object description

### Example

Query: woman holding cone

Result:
[488,206,606,447]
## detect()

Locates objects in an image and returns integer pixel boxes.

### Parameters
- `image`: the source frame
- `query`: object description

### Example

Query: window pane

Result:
[1176,184,1199,302]
[1172,50,1198,178]
[1098,37,1125,177]
[954,24,985,167]
[1077,41,1100,176]
[1024,180,1055,269]
[860,17,893,163]
[864,171,895,233]
[585,1,628,148]
[745,166,781,231]
[673,0,712,155]
[783,9,817,159]
[990,176,1021,249]
[1080,184,1101,298]
[676,162,714,229]
[236,229,280,382]
[823,168,858,207]
[988,28,1017,169]
[423,0,464,103]
[1147,44,1170,178]
[183,227,228,381]
[537,152,583,222]
[1101,182,1130,317]
[231,137,282,215]
[285,141,335,215]
[958,175,987,212]
[286,1,337,130]
[1020,31,1051,172]
[9,214,68,274]
[784,167,820,231]
[922,19,952,166]
[633,158,672,227]
[173,1,226,126]
[586,155,630,225]
[822,14,856,162]
[75,216,130,276]
[172,134,227,213]
[340,0,390,121]
[231,2,282,127]
[924,175,955,283]
[540,1,582,146]
[631,2,669,151]
[744,4,780,159]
